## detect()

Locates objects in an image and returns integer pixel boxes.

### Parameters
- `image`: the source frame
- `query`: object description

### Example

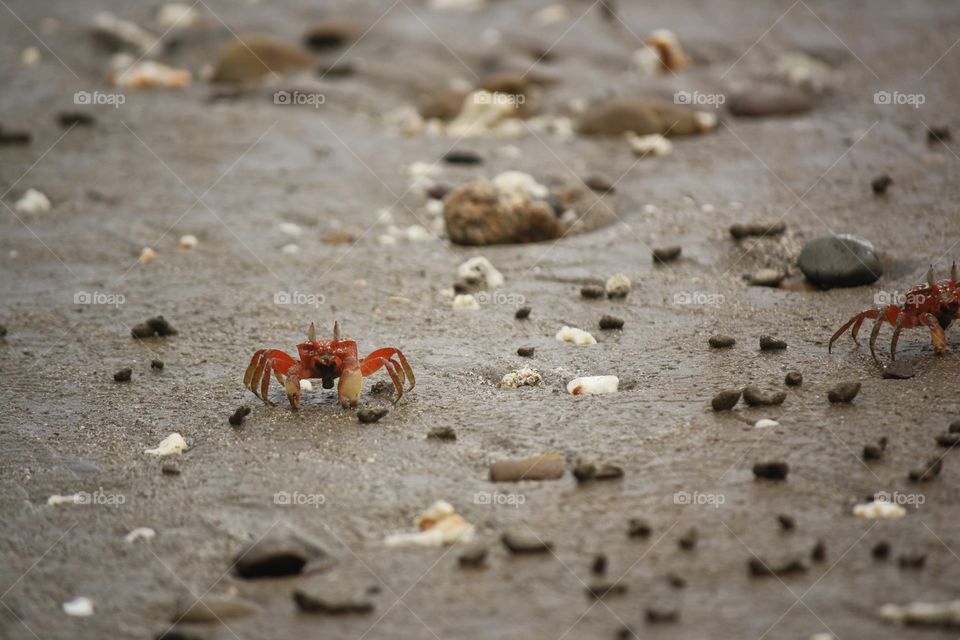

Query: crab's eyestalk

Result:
[927,265,936,287]
[333,321,341,341]
[952,261,958,282]
[308,322,317,342]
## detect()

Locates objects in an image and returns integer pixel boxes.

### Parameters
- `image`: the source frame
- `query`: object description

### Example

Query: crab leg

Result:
[361,348,416,390]
[919,312,949,354]
[868,305,900,363]
[889,312,907,361]
[830,309,878,353]
[244,349,297,404]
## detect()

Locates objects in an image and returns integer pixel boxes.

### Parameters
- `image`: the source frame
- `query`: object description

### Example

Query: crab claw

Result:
[284,372,302,410]
[337,357,362,408]
[927,265,936,287]
[334,320,342,341]
[308,322,317,342]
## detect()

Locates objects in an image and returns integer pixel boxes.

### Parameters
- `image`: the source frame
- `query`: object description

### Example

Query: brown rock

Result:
[742,386,786,407]
[652,246,682,263]
[418,90,469,121]
[729,222,786,240]
[303,19,358,50]
[489,453,564,482]
[443,181,562,245]
[577,97,712,137]
[729,86,812,117]
[212,36,314,84]
[502,530,552,553]
[174,595,261,623]
[711,389,741,411]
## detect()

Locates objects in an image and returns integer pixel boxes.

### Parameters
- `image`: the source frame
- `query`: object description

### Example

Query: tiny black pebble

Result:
[113,368,132,382]
[711,389,741,411]
[627,518,651,538]
[584,175,614,193]
[580,284,605,299]
[898,552,926,569]
[443,149,484,165]
[229,405,251,426]
[871,541,890,560]
[151,359,164,370]
[645,607,678,624]
[811,539,826,562]
[777,514,795,530]
[0,324,7,337]
[936,432,960,447]
[517,346,535,357]
[863,436,887,460]
[515,306,531,320]
[598,315,624,330]
[427,184,451,200]
[591,554,607,575]
[357,408,389,424]
[161,462,181,476]
[828,381,861,403]
[652,245,682,263]
[759,335,787,351]
[58,111,96,127]
[784,371,802,386]
[665,573,686,589]
[871,174,893,195]
[677,527,697,550]
[949,420,960,433]
[927,126,951,144]
[426,426,457,441]
[753,461,789,480]
[709,335,735,348]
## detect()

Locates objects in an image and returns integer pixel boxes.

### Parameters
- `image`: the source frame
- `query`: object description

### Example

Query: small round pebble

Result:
[777,514,795,530]
[711,389,741,411]
[709,335,735,349]
[517,346,535,357]
[114,368,132,382]
[871,175,893,195]
[742,386,786,407]
[229,406,251,426]
[161,462,181,476]
[515,306,531,319]
[752,461,789,480]
[749,269,784,287]
[357,408,388,424]
[784,371,802,386]
[151,359,165,370]
[759,335,787,351]
[580,284,604,299]
[605,274,631,298]
[427,426,457,441]
[828,381,860,403]
[652,246,682,263]
[598,315,624,330]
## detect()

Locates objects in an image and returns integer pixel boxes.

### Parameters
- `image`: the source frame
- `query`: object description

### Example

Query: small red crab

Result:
[244,321,415,409]
[829,264,960,363]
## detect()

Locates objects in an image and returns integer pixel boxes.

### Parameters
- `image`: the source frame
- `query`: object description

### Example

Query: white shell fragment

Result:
[556,326,596,345]
[176,234,198,249]
[63,597,95,617]
[501,367,542,388]
[111,61,191,89]
[299,379,313,392]
[493,171,548,199]
[447,93,522,138]
[15,189,51,214]
[144,432,188,456]
[879,600,960,626]
[627,133,673,157]
[457,256,504,288]
[853,500,906,520]
[605,273,632,298]
[124,527,156,543]
[47,493,83,507]
[138,247,157,264]
[567,376,619,395]
[279,222,302,236]
[452,294,480,311]
[754,419,780,429]
[385,500,475,547]
[405,225,432,242]
[91,12,159,56]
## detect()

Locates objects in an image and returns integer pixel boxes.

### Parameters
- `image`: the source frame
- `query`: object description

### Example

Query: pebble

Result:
[585,581,627,599]
[21,46,40,66]
[584,175,615,193]
[749,269,784,287]
[935,432,960,447]
[952,420,960,433]
[882,361,915,379]
[228,406,251,426]
[62,596,95,617]
[580,284,605,299]
[777,514,795,530]
[515,306,531,319]
[174,595,261,622]
[709,335,736,348]
[500,367,541,388]
[427,426,457,441]
[177,234,198,249]
[443,180,561,245]
[161,462,181,475]
[711,389,741,411]
[605,274,631,298]
[0,126,31,145]
[490,453,564,482]
[15,188,51,214]
[357,408,388,424]
[443,150,484,165]
[871,175,893,195]
[458,543,488,567]
[0,324,7,338]
[646,607,679,624]
[156,3,200,29]
[139,247,157,264]
[754,418,780,429]
[151,359,164,370]
[573,462,623,483]
[753,461,789,480]
[502,530,552,554]
[898,552,926,569]
[627,518,651,538]
[677,528,698,550]
[908,458,942,482]
[145,433,188,456]
[853,500,905,519]
[665,573,686,589]
[114,367,132,382]
[125,527,156,543]
[591,554,607,575]
[748,555,808,576]
[652,246,682,263]
[293,588,373,615]
[577,97,714,137]
[811,540,827,562]
[281,243,301,254]
[927,126,951,144]
[111,62,191,90]
[598,315,624,330]
[759,335,787,351]
[784,371,803,386]
[302,18,358,50]
[91,12,159,55]
[798,235,883,287]
[556,326,597,345]
[743,386,786,407]
[827,381,860,403]
[567,376,619,395]
[212,36,313,83]
[517,346,535,357]
[879,600,960,626]
[452,294,480,311]
[863,436,888,460]
[58,112,96,127]
[457,256,504,288]
[729,221,786,240]
[872,541,891,559]
[233,533,328,578]
[626,132,673,157]
[728,86,812,117]
[131,316,178,338]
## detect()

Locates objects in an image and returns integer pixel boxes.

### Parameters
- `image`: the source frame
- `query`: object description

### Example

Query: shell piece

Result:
[124,527,156,543]
[605,273,632,297]
[754,419,780,429]
[139,247,157,264]
[853,500,906,519]
[556,326,597,345]
[111,61,191,89]
[457,256,505,288]
[385,500,474,547]
[15,188,51,214]
[63,597,95,617]
[47,494,83,507]
[501,367,541,388]
[144,432,188,456]
[176,234,198,249]
[566,375,618,395]
[627,132,673,157]
[452,294,480,311]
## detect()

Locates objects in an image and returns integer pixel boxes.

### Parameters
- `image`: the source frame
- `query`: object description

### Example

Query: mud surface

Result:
[2,1,960,639]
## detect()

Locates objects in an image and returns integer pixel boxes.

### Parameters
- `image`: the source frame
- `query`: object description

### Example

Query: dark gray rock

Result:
[828,381,861,403]
[798,235,883,287]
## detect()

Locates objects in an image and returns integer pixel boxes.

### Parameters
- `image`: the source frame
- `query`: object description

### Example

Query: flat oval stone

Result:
[798,235,883,287]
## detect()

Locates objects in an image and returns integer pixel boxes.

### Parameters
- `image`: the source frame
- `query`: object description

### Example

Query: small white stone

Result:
[47,494,83,507]
[626,133,673,157]
[567,375,618,395]
[299,379,313,392]
[879,600,960,626]
[279,222,302,236]
[405,225,432,242]
[556,326,597,345]
[15,188,51,214]
[63,597,94,617]
[754,418,780,429]
[124,527,156,543]
[425,199,444,216]
[176,234,197,249]
[605,273,631,298]
[695,111,718,131]
[452,294,480,311]
[701,203,716,214]
[281,243,300,254]
[493,171,548,199]
[144,432,188,456]
[138,247,157,264]
[457,256,504,288]
[21,46,40,66]
[501,367,541,388]
[853,500,906,519]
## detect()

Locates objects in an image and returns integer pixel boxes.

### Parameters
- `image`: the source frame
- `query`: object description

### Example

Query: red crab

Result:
[829,264,960,363]
[244,322,415,409]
